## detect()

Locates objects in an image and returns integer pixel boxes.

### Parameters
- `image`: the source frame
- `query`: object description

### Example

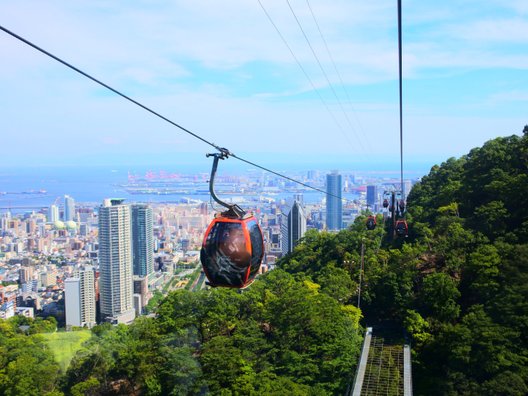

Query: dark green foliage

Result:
[56,268,362,395]
[156,270,363,395]
[62,319,204,395]
[405,128,528,394]
[408,132,528,243]
[419,272,460,322]
[0,319,62,396]
[278,128,528,394]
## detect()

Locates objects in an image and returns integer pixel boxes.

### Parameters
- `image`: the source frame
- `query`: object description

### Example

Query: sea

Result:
[0,165,205,212]
[0,165,323,213]
[0,162,433,214]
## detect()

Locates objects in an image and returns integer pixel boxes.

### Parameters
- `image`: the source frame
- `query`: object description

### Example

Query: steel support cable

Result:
[229,153,342,200]
[305,0,367,146]
[0,23,352,204]
[398,0,404,194]
[286,0,369,152]
[0,25,221,153]
[256,0,356,149]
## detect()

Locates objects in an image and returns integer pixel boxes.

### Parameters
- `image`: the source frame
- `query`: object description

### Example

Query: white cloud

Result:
[446,18,528,44]
[0,0,526,167]
[488,90,528,104]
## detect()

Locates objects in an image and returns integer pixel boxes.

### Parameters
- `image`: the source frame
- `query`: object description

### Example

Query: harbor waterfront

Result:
[0,165,425,213]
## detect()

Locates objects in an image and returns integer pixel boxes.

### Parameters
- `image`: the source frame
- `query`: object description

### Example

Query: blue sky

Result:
[0,0,527,173]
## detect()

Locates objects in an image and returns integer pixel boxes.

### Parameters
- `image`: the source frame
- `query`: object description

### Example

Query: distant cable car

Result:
[366,215,376,230]
[200,151,264,288]
[383,199,389,208]
[395,219,408,237]
[398,199,405,213]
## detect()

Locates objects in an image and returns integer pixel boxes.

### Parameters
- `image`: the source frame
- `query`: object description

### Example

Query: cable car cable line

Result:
[0,25,221,154]
[285,0,369,152]
[0,23,353,205]
[305,0,366,138]
[377,0,407,239]
[398,0,404,194]
[395,0,408,239]
[229,152,346,201]
[256,0,357,151]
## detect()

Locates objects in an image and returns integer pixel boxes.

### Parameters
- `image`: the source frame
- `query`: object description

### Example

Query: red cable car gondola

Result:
[395,219,408,237]
[398,199,406,213]
[366,215,376,230]
[200,152,264,288]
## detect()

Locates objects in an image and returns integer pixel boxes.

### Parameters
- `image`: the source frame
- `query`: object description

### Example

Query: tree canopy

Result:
[1,127,527,395]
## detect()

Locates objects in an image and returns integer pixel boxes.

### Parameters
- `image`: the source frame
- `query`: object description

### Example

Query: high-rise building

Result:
[326,171,343,231]
[307,170,318,181]
[40,271,56,288]
[131,204,154,277]
[366,185,378,208]
[280,213,289,256]
[64,195,75,222]
[293,194,304,204]
[287,200,307,253]
[133,276,149,311]
[48,204,59,223]
[133,294,142,317]
[19,267,34,284]
[98,199,135,324]
[65,268,96,328]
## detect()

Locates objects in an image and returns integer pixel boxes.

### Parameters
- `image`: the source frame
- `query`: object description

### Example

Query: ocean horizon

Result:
[0,161,434,212]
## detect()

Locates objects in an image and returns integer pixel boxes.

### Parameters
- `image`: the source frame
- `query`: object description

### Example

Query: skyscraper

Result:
[131,204,154,277]
[65,267,96,328]
[98,199,135,324]
[280,213,289,256]
[326,171,342,231]
[64,195,75,222]
[366,185,378,208]
[19,267,34,284]
[48,204,59,223]
[287,200,307,253]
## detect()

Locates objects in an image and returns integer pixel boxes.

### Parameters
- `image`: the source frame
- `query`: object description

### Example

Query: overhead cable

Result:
[0,24,352,204]
[398,0,404,193]
[256,0,357,149]
[0,25,221,153]
[305,0,368,147]
[286,0,368,151]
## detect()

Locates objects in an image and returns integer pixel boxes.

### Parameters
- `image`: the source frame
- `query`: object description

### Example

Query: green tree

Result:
[70,377,100,396]
[0,327,61,396]
[420,272,461,322]
[404,310,431,347]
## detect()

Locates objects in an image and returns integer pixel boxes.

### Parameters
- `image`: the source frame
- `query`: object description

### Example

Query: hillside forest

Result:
[0,126,527,395]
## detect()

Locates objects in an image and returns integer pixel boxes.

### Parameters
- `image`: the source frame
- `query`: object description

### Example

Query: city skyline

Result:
[1,1,526,170]
[0,164,419,218]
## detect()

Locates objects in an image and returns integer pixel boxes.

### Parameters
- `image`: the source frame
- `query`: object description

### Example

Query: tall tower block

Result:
[98,199,135,324]
[326,171,342,231]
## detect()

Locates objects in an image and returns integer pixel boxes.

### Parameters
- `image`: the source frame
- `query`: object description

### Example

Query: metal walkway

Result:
[349,327,413,396]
